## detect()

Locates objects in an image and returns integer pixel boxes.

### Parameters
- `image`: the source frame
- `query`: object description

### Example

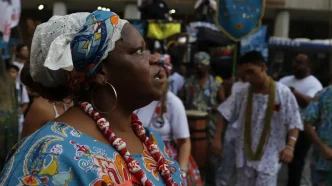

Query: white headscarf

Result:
[30,13,89,87]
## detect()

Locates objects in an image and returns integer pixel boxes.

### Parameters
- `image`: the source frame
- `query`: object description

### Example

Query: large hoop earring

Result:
[90,81,117,113]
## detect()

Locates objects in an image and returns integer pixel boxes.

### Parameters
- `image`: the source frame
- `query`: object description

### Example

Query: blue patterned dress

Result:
[0,122,186,186]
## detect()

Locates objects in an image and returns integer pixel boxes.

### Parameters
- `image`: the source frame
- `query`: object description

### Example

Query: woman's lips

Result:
[152,68,166,85]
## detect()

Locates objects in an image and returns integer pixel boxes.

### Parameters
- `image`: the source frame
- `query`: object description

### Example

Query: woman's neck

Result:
[252,75,270,94]
[103,106,133,133]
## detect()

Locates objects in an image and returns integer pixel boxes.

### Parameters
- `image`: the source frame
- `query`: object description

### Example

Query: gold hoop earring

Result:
[90,82,117,113]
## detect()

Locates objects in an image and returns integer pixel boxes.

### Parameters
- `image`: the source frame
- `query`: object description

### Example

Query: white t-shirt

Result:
[16,81,30,105]
[232,81,249,94]
[16,81,30,137]
[168,72,184,96]
[13,61,24,85]
[279,75,323,98]
[135,91,190,142]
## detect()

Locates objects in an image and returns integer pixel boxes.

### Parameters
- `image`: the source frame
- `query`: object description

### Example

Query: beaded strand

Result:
[80,102,175,186]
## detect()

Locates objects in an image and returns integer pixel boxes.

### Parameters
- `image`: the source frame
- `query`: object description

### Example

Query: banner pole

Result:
[232,43,238,78]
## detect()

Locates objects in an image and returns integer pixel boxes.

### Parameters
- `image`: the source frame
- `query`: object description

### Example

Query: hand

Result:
[18,108,23,115]
[279,147,294,163]
[322,146,332,160]
[210,138,222,156]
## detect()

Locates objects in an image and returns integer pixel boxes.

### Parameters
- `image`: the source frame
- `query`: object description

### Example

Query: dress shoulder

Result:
[1,122,186,186]
[0,122,113,185]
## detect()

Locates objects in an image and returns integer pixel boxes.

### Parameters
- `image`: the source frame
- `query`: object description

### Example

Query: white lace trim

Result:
[101,19,128,62]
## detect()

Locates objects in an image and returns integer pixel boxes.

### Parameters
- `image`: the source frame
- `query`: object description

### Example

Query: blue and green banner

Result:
[241,25,268,61]
[215,0,266,42]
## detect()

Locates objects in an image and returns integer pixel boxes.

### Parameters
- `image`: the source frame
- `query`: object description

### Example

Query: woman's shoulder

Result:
[27,97,54,117]
[166,91,185,109]
[167,91,182,103]
[0,121,120,186]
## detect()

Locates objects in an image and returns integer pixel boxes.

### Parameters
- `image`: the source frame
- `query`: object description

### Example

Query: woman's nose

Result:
[149,53,159,65]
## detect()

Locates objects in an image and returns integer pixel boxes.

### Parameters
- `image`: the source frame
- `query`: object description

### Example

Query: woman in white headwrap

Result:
[0,10,186,186]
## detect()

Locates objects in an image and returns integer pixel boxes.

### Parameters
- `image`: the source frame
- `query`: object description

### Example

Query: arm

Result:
[176,138,191,171]
[292,89,312,108]
[279,88,304,163]
[211,113,228,153]
[217,83,226,103]
[211,92,240,155]
[18,103,29,115]
[305,123,326,153]
[302,90,332,159]
[286,128,299,148]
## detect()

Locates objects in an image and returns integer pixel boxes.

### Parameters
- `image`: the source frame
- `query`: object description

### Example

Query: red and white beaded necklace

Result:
[80,102,176,186]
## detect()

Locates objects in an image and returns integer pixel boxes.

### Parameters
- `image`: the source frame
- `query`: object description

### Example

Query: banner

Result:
[266,0,285,8]
[11,0,21,28]
[0,0,21,42]
[129,20,146,37]
[147,22,181,40]
[241,25,268,61]
[215,0,266,42]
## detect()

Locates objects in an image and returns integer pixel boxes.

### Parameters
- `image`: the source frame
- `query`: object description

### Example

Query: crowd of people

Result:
[0,8,331,186]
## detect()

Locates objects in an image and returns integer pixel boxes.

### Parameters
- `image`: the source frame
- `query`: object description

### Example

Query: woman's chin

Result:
[150,89,163,101]
[132,89,163,110]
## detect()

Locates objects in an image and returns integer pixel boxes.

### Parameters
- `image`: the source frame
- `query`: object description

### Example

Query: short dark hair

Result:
[296,53,312,67]
[6,64,19,72]
[16,44,27,53]
[238,51,265,65]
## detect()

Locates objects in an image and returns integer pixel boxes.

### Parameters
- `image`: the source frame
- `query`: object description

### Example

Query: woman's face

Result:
[103,23,167,109]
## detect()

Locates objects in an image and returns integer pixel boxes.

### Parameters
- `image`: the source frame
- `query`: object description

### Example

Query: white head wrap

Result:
[30,11,128,89]
[30,13,90,87]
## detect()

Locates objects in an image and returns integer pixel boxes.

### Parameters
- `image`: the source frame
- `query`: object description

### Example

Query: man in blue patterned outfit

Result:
[303,87,332,186]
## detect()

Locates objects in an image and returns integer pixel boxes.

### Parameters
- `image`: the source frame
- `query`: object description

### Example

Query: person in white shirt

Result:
[212,51,303,186]
[168,71,184,96]
[135,54,203,185]
[279,53,323,186]
[7,64,30,138]
[215,66,249,186]
[12,44,29,85]
[160,54,185,96]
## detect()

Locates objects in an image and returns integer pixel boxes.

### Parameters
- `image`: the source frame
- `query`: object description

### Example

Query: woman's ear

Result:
[260,63,267,72]
[95,69,107,85]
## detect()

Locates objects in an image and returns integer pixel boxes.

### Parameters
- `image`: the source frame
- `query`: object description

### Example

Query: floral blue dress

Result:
[0,122,186,186]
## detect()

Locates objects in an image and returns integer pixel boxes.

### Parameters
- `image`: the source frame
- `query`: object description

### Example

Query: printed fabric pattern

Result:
[303,86,332,172]
[218,82,303,175]
[184,75,220,112]
[70,10,127,92]
[0,122,185,186]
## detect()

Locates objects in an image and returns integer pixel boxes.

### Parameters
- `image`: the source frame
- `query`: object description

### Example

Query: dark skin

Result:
[21,97,70,139]
[291,54,312,108]
[180,63,224,108]
[305,123,332,160]
[53,24,166,154]
[16,46,29,65]
[211,62,299,163]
